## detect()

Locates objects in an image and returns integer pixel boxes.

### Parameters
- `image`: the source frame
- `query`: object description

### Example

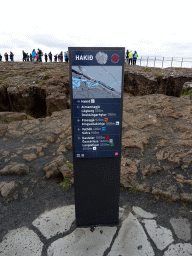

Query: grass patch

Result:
[37,80,45,85]
[180,89,192,97]
[60,177,70,191]
[154,74,164,78]
[129,186,140,194]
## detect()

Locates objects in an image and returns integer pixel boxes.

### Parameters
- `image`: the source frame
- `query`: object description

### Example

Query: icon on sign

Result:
[91,99,95,103]
[78,128,81,131]
[110,143,114,146]
[77,100,80,103]
[102,127,106,131]
[81,154,84,157]
[105,135,109,139]
[77,154,80,157]
[109,139,113,143]
[77,119,81,122]
[115,152,119,156]
[77,106,80,109]
[93,147,97,150]
[104,118,108,122]
[78,137,81,139]
[116,121,119,125]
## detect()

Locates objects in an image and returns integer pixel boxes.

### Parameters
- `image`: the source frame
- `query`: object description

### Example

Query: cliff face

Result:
[124,66,192,97]
[1,63,192,118]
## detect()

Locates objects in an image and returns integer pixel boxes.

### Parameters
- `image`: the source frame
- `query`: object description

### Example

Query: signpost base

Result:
[74,157,120,226]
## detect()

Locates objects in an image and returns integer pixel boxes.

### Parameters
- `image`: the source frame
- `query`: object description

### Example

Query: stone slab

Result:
[47,226,117,256]
[109,212,154,256]
[142,219,174,250]
[132,206,157,218]
[164,243,192,256]
[170,217,191,242]
[32,205,75,239]
[0,227,43,256]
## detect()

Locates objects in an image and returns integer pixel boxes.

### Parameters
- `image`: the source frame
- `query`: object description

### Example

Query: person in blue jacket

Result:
[133,51,138,65]
[32,49,36,61]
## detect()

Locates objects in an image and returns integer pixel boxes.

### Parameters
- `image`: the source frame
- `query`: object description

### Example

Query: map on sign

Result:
[72,66,122,98]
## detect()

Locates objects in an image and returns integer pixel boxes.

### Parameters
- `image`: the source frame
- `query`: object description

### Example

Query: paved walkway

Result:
[0,204,191,256]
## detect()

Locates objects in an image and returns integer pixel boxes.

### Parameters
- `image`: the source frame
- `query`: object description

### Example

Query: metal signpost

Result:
[69,47,125,226]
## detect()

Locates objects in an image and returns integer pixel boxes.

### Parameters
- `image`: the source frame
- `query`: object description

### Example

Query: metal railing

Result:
[130,56,192,68]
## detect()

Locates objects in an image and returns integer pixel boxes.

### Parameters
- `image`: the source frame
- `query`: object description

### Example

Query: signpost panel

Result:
[69,47,125,226]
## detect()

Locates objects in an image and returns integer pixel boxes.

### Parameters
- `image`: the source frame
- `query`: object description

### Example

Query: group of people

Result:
[0,50,69,62]
[0,52,14,62]
[22,49,69,63]
[125,50,138,65]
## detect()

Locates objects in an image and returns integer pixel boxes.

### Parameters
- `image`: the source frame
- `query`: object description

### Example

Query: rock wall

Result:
[124,66,192,97]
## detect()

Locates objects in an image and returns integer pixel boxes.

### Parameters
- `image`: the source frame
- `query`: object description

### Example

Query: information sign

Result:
[71,49,124,158]
[69,47,125,226]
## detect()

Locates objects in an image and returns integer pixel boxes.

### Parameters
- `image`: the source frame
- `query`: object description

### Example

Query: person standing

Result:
[48,52,52,62]
[128,50,133,65]
[26,53,29,61]
[30,53,32,61]
[36,53,39,62]
[54,54,58,62]
[126,49,129,64]
[10,52,14,62]
[32,49,36,61]
[0,53,2,61]
[44,53,47,62]
[22,50,27,61]
[133,51,138,65]
[4,52,8,61]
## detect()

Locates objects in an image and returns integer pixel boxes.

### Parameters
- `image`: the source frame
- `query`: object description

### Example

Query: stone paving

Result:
[0,205,191,256]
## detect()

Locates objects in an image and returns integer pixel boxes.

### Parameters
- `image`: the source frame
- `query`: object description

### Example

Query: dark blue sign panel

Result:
[70,48,124,158]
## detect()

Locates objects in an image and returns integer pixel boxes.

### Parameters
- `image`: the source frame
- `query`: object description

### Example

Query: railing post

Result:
[154,57,156,67]
[162,57,164,68]
[171,57,173,67]
[147,57,149,67]
[181,58,183,67]
[140,56,142,66]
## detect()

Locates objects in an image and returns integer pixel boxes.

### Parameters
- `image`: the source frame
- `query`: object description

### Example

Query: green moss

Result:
[180,89,192,97]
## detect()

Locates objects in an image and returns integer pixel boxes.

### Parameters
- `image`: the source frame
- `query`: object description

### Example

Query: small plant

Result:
[44,73,50,80]
[129,186,139,194]
[144,67,150,72]
[66,161,73,170]
[60,177,70,191]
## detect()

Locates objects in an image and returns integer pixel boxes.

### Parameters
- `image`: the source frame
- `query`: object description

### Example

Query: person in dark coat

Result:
[22,50,27,61]
[48,52,52,62]
[0,53,2,61]
[44,53,47,62]
[54,54,57,62]
[10,52,14,62]
[30,53,32,61]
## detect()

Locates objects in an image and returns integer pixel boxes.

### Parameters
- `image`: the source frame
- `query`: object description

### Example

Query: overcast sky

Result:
[1,0,192,61]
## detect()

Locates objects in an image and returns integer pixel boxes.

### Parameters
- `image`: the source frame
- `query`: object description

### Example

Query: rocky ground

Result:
[1,62,192,244]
